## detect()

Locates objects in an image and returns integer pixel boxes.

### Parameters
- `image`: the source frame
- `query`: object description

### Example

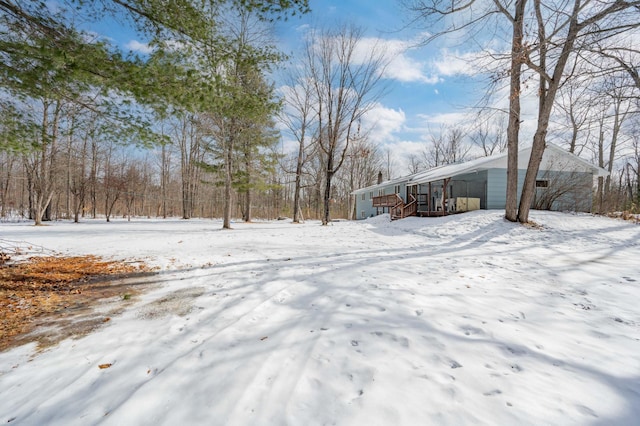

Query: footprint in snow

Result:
[460,325,484,336]
[576,405,598,418]
[503,345,527,356]
[370,331,409,348]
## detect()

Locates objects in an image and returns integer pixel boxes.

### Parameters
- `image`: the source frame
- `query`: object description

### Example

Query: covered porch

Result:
[408,174,485,218]
[371,173,485,220]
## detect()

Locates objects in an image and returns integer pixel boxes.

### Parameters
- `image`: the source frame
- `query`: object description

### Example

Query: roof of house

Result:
[351,143,608,194]
[351,174,415,195]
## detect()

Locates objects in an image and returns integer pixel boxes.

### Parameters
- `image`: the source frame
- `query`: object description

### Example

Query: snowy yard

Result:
[1,211,639,425]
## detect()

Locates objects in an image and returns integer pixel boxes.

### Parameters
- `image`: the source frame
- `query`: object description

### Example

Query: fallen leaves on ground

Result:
[0,256,152,351]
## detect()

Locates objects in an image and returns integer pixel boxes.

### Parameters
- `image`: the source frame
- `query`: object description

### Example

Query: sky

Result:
[80,0,534,176]
[2,211,639,424]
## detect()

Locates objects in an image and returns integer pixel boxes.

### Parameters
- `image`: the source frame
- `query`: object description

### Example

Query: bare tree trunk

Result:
[161,142,169,219]
[242,153,253,222]
[517,0,580,223]
[178,116,203,221]
[65,117,74,219]
[72,130,89,223]
[32,100,61,225]
[322,152,334,225]
[0,155,15,218]
[243,189,252,222]
[90,138,98,219]
[597,125,605,213]
[603,92,630,208]
[223,132,234,229]
[293,136,305,223]
[505,0,527,222]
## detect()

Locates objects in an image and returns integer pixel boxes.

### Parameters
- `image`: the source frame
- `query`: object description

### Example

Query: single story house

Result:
[352,143,608,220]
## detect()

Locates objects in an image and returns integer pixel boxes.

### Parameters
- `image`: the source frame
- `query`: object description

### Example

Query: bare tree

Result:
[628,125,640,207]
[0,151,16,218]
[23,99,63,225]
[279,63,318,223]
[422,129,445,168]
[338,132,383,219]
[532,165,592,212]
[470,116,507,156]
[173,114,203,220]
[406,153,424,174]
[590,75,635,212]
[586,42,640,91]
[69,115,91,223]
[304,24,388,225]
[516,0,640,222]
[422,125,471,168]
[554,80,594,155]
[102,142,123,222]
[88,127,101,219]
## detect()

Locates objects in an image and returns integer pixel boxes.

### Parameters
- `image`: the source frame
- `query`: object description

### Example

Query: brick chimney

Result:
[377,171,383,184]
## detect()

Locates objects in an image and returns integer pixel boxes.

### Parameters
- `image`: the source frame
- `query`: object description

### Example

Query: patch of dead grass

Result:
[0,256,155,352]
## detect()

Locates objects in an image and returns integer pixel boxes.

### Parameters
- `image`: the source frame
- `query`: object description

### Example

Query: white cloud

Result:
[381,140,428,176]
[386,52,440,84]
[415,111,474,131]
[297,31,440,85]
[295,24,310,33]
[351,37,440,84]
[432,50,477,77]
[431,48,507,77]
[125,40,153,54]
[361,103,406,144]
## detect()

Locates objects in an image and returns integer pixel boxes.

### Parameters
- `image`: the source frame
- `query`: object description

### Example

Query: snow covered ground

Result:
[1,210,639,425]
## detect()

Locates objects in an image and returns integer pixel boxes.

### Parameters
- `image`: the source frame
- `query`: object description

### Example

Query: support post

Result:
[428,182,432,216]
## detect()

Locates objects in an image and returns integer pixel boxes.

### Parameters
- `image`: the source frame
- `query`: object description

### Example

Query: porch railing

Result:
[372,193,403,207]
[391,194,417,220]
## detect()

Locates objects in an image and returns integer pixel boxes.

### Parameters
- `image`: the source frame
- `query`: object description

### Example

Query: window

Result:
[369,191,373,199]
[361,211,365,218]
[394,184,401,194]
[361,193,365,201]
[378,189,384,196]
[536,180,549,188]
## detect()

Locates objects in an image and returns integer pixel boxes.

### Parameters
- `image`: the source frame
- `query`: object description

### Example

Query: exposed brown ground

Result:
[0,255,156,352]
